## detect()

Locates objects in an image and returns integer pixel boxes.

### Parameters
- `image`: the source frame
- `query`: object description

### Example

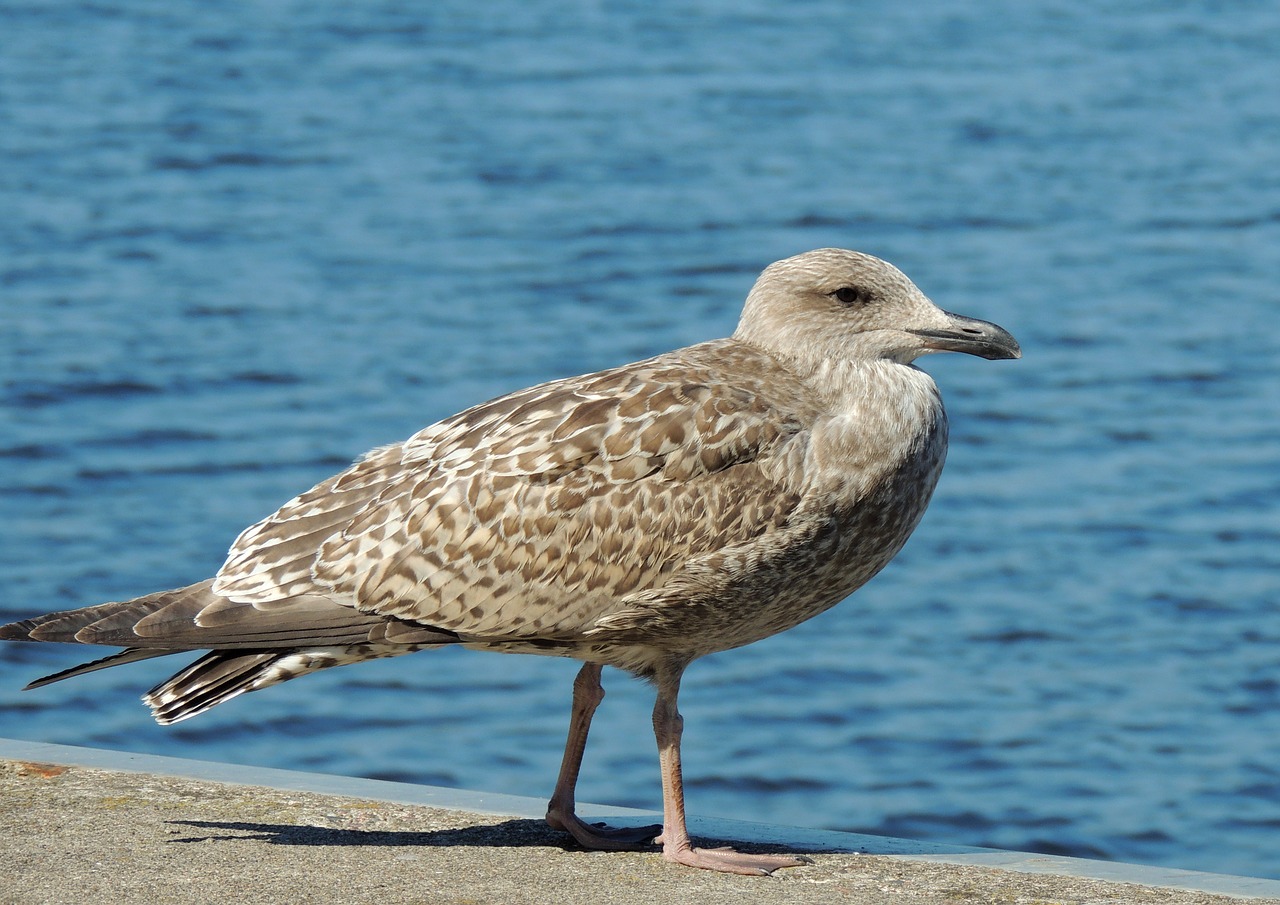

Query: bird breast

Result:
[770,361,950,624]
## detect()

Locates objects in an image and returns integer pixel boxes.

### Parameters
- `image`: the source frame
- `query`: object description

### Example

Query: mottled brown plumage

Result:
[1,248,1019,874]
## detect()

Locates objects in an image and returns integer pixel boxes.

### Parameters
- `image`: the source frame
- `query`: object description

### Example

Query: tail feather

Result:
[142,643,426,724]
[144,650,285,724]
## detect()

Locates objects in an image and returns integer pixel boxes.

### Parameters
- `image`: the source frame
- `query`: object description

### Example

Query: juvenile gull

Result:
[1,248,1019,875]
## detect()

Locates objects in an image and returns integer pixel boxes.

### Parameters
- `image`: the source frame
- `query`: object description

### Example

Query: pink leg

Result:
[652,666,811,875]
[545,662,660,850]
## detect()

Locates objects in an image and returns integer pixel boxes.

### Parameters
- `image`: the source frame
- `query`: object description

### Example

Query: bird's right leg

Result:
[651,664,811,875]
[545,661,661,850]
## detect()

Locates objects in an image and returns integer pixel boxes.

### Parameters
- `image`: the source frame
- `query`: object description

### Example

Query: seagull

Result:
[1,248,1019,875]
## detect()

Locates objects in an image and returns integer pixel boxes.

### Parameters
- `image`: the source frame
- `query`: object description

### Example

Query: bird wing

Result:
[212,340,818,640]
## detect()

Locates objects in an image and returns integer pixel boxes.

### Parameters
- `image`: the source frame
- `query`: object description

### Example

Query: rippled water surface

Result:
[2,0,1279,881]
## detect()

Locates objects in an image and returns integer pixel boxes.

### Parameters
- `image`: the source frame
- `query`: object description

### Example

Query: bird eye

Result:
[832,286,868,306]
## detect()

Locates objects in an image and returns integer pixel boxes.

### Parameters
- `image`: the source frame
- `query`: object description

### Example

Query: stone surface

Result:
[3,758,1272,905]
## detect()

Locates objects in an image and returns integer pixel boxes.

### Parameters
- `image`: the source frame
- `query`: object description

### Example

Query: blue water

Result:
[3,0,1279,880]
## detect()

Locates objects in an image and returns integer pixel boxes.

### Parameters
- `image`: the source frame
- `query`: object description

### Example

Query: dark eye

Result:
[833,286,868,306]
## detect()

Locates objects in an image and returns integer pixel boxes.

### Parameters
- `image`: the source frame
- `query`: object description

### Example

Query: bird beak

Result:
[909,312,1021,361]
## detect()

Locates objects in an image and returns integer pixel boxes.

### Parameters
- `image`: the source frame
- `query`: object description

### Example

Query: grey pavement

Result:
[2,739,1277,905]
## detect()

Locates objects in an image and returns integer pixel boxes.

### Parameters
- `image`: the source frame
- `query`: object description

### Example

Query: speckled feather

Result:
[214,343,821,643]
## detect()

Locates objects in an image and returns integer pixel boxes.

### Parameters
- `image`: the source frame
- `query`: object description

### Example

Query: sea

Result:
[2,0,1278,881]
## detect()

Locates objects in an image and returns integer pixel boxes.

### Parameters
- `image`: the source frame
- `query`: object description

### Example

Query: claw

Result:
[547,810,661,851]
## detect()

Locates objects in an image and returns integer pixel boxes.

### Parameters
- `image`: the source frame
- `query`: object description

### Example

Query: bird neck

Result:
[798,358,948,503]
[799,356,941,418]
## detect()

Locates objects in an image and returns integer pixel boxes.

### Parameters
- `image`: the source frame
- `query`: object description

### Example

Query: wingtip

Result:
[18,647,183,691]
[0,619,36,642]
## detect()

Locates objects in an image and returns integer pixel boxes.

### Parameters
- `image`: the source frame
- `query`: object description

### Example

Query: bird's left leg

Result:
[545,661,661,849]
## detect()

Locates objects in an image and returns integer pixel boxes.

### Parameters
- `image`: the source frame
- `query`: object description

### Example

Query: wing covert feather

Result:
[213,341,819,640]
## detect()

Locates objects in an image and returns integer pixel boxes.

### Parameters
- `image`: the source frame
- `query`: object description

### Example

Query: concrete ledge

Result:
[3,738,1277,904]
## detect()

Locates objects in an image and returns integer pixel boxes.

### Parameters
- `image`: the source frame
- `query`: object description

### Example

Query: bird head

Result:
[733,248,1021,367]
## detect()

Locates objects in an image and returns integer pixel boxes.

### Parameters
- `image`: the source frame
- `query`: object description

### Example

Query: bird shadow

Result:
[166,817,587,850]
[164,817,829,859]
